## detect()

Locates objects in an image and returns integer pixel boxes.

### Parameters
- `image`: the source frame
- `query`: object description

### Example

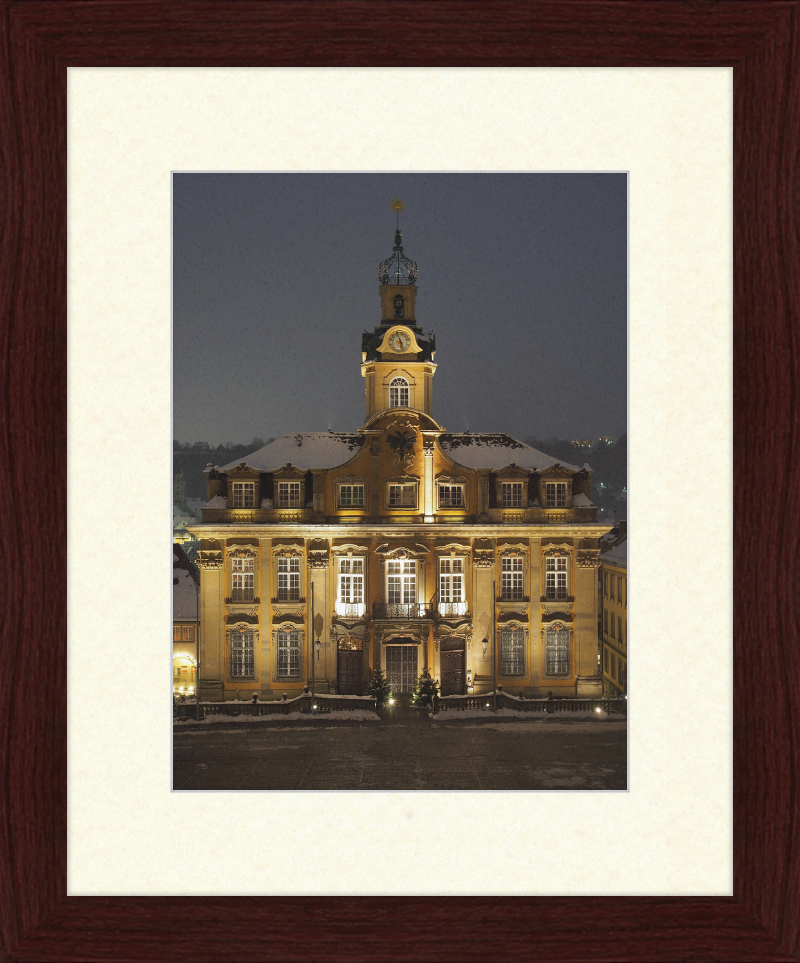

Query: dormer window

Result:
[390,378,409,407]
[231,482,255,508]
[545,482,568,508]
[393,295,405,318]
[277,482,301,508]
[501,483,524,508]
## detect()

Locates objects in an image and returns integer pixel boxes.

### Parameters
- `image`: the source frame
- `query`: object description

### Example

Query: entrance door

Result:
[385,644,418,694]
[440,649,464,696]
[338,640,363,695]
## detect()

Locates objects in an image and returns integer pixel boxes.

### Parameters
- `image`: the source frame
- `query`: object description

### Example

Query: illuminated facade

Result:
[600,525,627,694]
[188,221,610,701]
[173,544,199,695]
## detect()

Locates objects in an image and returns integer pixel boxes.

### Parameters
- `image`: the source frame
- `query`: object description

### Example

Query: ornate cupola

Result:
[361,199,437,421]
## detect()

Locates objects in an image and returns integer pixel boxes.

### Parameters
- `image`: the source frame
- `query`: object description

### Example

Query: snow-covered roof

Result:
[601,536,627,567]
[438,434,580,471]
[173,551,199,619]
[572,492,594,507]
[217,432,363,472]
[204,494,227,508]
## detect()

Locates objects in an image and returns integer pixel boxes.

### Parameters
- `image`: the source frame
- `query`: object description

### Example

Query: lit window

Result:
[173,626,181,641]
[545,625,571,676]
[387,560,416,607]
[277,557,300,601]
[339,484,365,507]
[393,295,404,318]
[231,482,255,508]
[438,485,464,508]
[388,484,416,507]
[439,558,466,616]
[230,629,254,678]
[501,627,524,676]
[501,483,523,507]
[501,556,524,600]
[277,482,301,508]
[389,378,409,407]
[181,625,195,642]
[545,482,567,507]
[277,631,300,678]
[336,558,365,616]
[545,556,568,601]
[231,557,254,602]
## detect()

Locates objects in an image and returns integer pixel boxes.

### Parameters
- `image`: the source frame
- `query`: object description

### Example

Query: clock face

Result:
[390,331,411,353]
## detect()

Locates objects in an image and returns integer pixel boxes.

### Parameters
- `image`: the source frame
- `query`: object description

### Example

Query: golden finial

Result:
[390,198,405,212]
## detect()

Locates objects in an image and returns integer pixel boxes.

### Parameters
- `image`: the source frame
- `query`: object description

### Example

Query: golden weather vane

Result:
[390,197,404,230]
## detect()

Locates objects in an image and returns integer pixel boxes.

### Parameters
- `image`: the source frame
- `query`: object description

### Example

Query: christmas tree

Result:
[411,670,439,708]
[364,665,393,706]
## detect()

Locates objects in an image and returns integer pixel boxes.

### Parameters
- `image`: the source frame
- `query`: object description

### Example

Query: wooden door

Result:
[338,650,362,695]
[440,649,464,696]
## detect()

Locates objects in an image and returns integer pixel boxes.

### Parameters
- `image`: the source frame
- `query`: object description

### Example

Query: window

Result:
[277,482,301,508]
[603,572,608,597]
[545,625,571,676]
[339,484,365,507]
[393,295,404,318]
[439,558,466,616]
[619,620,624,646]
[231,557,254,602]
[173,625,195,642]
[545,482,567,507]
[388,484,416,507]
[603,609,608,634]
[231,481,255,508]
[610,612,615,639]
[501,482,523,507]
[501,556,524,600]
[624,579,627,607]
[336,558,365,616]
[438,485,464,508]
[277,630,300,678]
[604,647,609,672]
[230,629,255,678]
[610,577,615,601]
[387,560,416,605]
[501,627,525,676]
[611,653,617,679]
[277,557,300,601]
[545,556,568,601]
[389,377,409,407]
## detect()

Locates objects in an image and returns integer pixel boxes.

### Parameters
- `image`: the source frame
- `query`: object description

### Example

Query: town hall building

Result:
[188,215,609,702]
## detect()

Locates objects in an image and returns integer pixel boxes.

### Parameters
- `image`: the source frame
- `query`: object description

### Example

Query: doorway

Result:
[440,648,464,696]
[338,637,363,695]
[385,643,418,694]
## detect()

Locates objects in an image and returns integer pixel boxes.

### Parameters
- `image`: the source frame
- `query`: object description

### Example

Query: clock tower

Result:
[361,201,437,421]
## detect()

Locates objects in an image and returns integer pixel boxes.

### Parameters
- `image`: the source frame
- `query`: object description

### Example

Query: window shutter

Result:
[488,474,497,508]
[261,472,273,502]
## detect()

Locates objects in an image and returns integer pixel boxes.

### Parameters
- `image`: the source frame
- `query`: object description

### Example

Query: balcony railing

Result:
[437,601,468,618]
[373,602,435,620]
[335,601,367,618]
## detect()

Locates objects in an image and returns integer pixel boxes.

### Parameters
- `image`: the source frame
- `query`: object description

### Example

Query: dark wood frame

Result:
[1,2,797,960]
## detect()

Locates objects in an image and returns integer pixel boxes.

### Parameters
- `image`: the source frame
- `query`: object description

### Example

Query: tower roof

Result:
[378,201,418,285]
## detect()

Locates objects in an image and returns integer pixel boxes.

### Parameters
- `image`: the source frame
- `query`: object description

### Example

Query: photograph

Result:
[172,172,627,791]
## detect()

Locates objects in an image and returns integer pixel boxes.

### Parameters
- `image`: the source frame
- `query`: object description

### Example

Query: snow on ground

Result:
[175,709,380,725]
[433,708,624,722]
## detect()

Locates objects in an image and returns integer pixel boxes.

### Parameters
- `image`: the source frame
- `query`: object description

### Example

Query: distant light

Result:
[389,698,395,705]
[312,704,318,710]
[595,707,602,713]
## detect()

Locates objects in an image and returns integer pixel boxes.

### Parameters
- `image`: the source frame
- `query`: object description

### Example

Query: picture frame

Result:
[1,2,798,960]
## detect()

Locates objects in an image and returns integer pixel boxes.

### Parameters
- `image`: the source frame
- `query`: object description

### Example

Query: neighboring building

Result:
[188,220,610,702]
[599,522,627,694]
[173,471,198,547]
[173,543,199,695]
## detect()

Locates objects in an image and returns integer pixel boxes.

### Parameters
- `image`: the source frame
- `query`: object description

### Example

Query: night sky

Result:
[173,173,626,447]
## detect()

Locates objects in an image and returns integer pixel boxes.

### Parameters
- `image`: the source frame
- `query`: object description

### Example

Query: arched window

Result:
[393,295,405,318]
[389,377,409,407]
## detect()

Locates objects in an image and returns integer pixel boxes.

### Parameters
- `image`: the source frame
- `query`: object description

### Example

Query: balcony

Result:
[437,601,469,618]
[335,601,367,618]
[373,602,435,621]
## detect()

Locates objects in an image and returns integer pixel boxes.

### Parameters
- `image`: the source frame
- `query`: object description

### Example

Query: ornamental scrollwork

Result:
[577,550,601,568]
[387,429,416,469]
